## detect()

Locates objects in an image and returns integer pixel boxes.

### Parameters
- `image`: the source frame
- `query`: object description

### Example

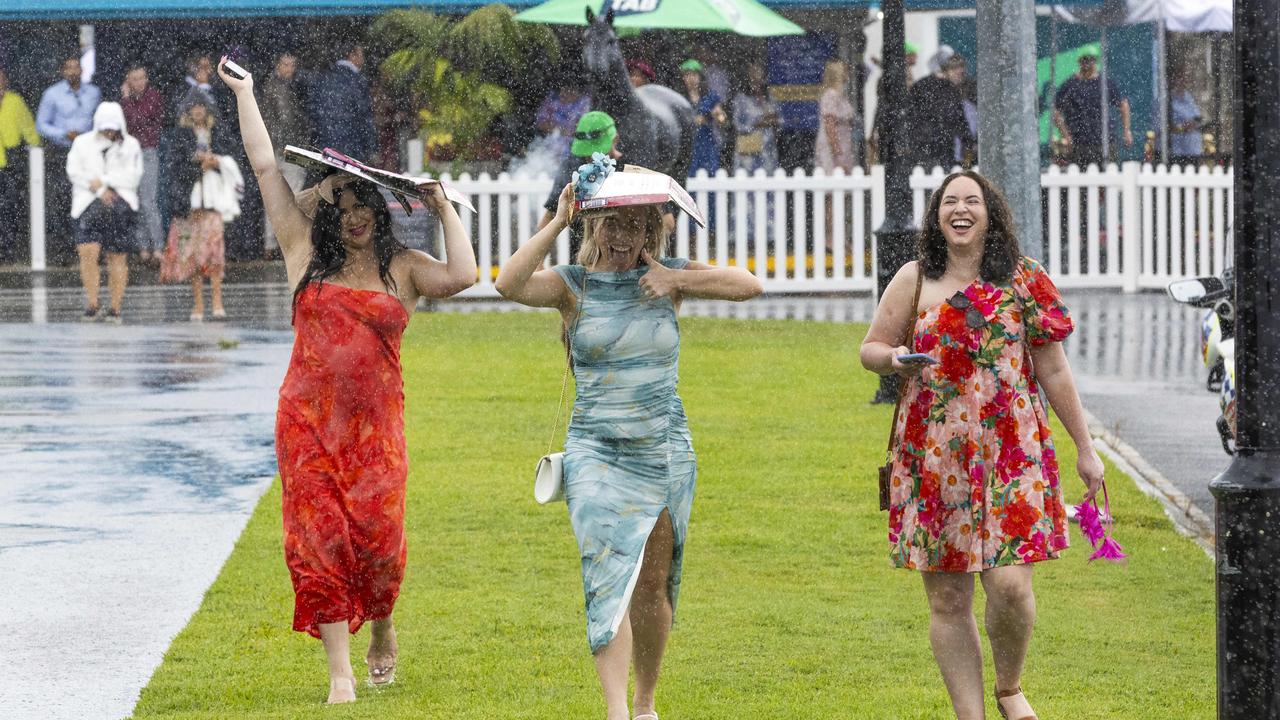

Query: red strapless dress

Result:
[275,282,410,637]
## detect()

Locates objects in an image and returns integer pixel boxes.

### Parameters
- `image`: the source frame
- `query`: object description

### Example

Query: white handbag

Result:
[534,452,564,504]
[534,275,584,505]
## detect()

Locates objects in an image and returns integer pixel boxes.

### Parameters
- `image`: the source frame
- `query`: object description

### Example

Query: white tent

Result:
[1053,0,1231,161]
[1055,0,1232,32]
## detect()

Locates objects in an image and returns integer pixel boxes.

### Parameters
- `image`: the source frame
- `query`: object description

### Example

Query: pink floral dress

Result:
[888,257,1074,573]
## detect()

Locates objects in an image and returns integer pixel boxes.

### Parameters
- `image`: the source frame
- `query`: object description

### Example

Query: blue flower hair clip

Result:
[571,152,617,203]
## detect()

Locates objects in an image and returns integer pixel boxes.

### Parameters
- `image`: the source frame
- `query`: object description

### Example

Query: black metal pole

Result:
[1211,0,1280,717]
[872,0,918,404]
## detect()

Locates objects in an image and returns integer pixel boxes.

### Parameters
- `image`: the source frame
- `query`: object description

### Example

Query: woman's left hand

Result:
[638,249,680,300]
[1078,447,1105,503]
[422,182,450,214]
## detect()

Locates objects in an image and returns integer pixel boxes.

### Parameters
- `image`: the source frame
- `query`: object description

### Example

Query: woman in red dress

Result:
[216,58,478,704]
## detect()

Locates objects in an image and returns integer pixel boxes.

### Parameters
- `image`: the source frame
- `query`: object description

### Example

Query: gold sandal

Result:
[995,685,1037,720]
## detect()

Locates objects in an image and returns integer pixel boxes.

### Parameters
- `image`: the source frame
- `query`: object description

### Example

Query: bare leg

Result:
[980,564,1036,701]
[77,243,101,311]
[366,616,398,685]
[318,621,356,704]
[190,275,204,318]
[106,252,128,313]
[631,509,675,718]
[210,271,225,315]
[593,611,633,720]
[921,570,986,719]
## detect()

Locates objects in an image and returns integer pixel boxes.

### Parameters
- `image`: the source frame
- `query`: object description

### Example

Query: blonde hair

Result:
[821,59,848,92]
[576,205,667,266]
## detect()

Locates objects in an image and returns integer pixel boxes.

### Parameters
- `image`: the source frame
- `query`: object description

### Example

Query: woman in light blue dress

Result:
[496,165,761,720]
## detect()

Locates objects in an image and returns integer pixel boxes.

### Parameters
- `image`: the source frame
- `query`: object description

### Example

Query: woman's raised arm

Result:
[216,57,310,254]
[495,183,573,309]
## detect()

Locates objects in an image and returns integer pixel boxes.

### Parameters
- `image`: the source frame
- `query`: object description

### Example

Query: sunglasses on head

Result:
[947,291,987,330]
[575,127,613,141]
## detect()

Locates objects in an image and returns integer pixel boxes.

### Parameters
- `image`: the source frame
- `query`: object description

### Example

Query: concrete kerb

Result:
[1085,408,1215,557]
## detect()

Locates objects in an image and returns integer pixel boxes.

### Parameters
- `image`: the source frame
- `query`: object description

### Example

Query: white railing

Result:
[21,146,1232,295]
[910,162,1233,293]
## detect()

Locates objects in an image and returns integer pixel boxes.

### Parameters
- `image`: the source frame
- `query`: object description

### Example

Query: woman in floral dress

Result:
[860,171,1104,720]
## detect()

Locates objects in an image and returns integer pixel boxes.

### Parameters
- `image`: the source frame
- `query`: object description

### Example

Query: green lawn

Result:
[130,313,1213,719]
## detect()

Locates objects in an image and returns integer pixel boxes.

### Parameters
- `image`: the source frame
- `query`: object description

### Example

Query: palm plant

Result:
[372,4,560,166]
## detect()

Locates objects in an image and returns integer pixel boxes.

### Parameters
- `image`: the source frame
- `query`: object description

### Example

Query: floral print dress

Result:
[888,257,1074,573]
[276,282,410,637]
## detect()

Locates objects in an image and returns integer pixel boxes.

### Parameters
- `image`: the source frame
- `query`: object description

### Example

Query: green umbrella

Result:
[514,0,805,37]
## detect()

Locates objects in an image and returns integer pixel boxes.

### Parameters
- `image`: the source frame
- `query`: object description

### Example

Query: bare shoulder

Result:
[885,260,921,296]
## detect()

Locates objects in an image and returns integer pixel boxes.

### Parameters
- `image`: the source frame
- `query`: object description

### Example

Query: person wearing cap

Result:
[66,101,142,323]
[627,58,656,89]
[1052,50,1133,167]
[538,110,675,258]
[497,157,762,720]
[680,59,727,176]
[906,47,971,171]
[160,88,239,321]
[216,56,476,705]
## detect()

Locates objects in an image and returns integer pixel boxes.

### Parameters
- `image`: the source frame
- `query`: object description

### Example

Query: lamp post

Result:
[872,0,918,404]
[1209,0,1280,717]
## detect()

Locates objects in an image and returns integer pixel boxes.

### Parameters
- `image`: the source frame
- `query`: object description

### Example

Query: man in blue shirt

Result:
[37,54,100,263]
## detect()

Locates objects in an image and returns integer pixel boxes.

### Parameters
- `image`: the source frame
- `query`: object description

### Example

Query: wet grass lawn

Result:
[131,312,1213,719]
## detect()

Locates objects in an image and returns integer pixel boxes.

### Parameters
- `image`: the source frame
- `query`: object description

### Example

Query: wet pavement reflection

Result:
[0,322,290,720]
[0,275,1223,719]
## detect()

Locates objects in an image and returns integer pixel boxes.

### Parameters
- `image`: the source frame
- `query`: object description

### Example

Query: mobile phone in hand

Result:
[222,60,249,80]
[896,352,938,366]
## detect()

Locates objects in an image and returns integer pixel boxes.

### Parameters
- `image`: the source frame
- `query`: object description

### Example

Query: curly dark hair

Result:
[917,170,1022,283]
[292,177,403,311]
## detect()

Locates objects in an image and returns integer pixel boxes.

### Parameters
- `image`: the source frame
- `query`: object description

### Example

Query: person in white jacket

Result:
[67,101,142,322]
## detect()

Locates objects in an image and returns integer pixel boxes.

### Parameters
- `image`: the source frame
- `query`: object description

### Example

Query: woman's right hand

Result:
[552,183,574,226]
[889,345,928,378]
[216,56,253,95]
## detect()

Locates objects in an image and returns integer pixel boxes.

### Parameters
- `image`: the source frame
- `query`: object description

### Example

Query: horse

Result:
[582,8,694,180]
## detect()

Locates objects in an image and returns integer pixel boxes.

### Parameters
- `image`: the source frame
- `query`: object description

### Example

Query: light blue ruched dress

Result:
[553,259,697,653]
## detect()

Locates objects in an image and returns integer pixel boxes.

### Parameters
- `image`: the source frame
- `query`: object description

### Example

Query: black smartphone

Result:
[896,352,938,366]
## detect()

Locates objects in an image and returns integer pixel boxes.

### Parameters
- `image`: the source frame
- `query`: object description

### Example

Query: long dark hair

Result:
[293,177,404,310]
[917,170,1022,283]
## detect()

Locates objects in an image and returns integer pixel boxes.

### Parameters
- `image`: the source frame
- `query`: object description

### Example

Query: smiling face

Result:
[937,175,988,252]
[586,205,657,270]
[336,189,377,251]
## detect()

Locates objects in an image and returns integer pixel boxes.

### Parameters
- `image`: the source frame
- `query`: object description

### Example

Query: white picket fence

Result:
[910,163,1233,292]
[435,161,1232,298]
[21,146,1233,296]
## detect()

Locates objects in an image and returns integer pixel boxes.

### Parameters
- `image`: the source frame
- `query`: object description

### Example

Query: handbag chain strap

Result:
[545,268,587,457]
[885,267,925,462]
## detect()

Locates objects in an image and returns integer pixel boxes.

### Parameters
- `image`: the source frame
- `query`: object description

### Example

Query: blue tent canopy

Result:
[1,0,1106,21]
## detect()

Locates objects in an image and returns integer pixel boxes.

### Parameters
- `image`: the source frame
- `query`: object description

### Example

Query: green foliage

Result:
[130,314,1213,720]
[447,4,560,79]
[371,5,560,163]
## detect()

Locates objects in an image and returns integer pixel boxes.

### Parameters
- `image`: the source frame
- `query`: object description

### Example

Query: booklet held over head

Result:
[283,145,475,214]
[576,166,706,227]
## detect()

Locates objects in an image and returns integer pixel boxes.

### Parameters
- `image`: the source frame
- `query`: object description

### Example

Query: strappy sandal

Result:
[995,686,1038,720]
[367,656,396,686]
